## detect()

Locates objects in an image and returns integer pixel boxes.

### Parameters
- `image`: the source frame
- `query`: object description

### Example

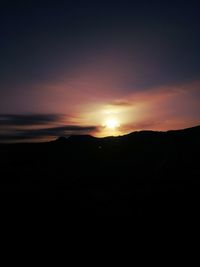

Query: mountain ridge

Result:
[0,124,199,216]
[54,124,200,143]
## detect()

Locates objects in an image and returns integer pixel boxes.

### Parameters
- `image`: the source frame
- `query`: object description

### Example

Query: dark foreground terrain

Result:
[0,126,200,216]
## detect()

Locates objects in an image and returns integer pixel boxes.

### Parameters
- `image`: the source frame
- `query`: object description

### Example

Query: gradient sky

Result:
[0,0,200,142]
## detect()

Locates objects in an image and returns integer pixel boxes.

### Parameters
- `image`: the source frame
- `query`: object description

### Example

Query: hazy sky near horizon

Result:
[0,0,200,141]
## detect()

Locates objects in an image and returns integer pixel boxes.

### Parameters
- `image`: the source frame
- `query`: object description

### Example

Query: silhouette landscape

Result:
[1,125,199,216]
[1,2,200,217]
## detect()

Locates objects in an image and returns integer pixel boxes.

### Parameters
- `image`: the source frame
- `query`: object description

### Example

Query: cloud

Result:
[0,114,98,142]
[0,125,98,143]
[0,114,61,126]
[20,125,98,137]
[108,100,133,107]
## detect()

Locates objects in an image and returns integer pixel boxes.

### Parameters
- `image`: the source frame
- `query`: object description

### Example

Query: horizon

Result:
[1,1,200,142]
[1,123,199,144]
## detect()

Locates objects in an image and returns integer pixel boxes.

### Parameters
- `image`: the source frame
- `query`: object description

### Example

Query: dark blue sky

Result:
[0,0,200,141]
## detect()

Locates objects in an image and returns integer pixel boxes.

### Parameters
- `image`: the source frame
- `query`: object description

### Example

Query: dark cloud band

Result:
[0,114,61,126]
[0,114,98,142]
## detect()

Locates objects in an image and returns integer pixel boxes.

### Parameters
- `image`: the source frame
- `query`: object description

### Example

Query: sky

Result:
[0,0,200,142]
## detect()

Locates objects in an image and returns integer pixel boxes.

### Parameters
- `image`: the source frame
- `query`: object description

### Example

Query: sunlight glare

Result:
[104,118,120,129]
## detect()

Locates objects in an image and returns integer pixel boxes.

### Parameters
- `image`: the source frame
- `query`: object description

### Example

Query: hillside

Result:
[0,125,200,216]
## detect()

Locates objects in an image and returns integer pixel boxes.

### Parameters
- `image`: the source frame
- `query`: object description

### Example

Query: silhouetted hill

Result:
[51,125,200,161]
[55,125,200,145]
[0,125,200,216]
[54,136,68,143]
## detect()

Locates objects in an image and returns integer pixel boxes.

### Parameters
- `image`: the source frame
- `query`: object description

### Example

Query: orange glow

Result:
[2,79,199,142]
[103,118,120,129]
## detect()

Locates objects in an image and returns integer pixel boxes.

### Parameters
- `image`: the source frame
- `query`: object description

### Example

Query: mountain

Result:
[0,125,200,216]
[55,125,200,144]
[54,136,68,143]
[53,125,199,161]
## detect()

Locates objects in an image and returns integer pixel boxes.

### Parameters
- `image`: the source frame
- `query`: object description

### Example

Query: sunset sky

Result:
[0,0,200,142]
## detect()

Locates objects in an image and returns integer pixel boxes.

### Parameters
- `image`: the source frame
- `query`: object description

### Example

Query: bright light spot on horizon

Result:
[103,118,120,130]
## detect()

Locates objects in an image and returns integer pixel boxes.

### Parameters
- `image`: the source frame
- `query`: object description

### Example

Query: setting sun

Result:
[104,118,120,129]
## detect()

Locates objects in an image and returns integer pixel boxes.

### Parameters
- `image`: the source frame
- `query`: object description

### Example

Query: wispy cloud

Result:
[108,100,134,107]
[19,125,97,137]
[0,114,98,142]
[0,114,61,126]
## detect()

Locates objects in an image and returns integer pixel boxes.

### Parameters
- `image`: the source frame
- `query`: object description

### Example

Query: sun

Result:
[104,118,120,129]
